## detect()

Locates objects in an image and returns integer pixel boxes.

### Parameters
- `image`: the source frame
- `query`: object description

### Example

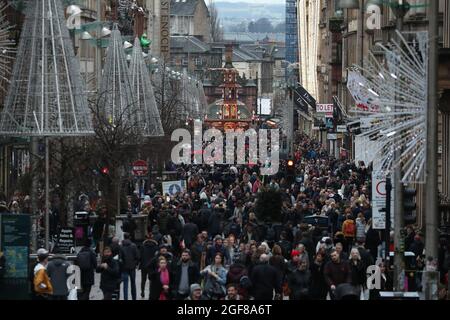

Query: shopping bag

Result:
[68,287,78,300]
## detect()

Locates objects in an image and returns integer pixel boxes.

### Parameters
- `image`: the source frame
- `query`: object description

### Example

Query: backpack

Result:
[239,275,252,289]
[265,226,276,242]
[344,220,356,236]
[77,250,92,271]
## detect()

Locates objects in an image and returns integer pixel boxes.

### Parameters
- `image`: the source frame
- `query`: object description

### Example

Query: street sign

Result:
[372,161,395,229]
[327,133,338,140]
[295,83,317,108]
[316,104,334,113]
[56,228,75,254]
[162,180,186,195]
[132,160,148,177]
[337,125,347,133]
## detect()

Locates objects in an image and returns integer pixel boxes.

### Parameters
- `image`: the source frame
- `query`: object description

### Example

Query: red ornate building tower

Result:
[205,44,253,131]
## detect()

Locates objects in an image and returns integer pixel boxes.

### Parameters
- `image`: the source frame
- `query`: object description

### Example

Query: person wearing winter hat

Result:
[33,248,53,300]
[206,235,230,265]
[287,250,302,273]
[185,283,206,300]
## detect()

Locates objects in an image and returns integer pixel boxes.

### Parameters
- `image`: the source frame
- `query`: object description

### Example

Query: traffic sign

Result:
[132,160,148,177]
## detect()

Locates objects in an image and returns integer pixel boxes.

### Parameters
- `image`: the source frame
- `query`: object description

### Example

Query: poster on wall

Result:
[0,214,30,300]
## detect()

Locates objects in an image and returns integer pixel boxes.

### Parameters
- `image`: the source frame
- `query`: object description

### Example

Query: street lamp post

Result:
[425,0,439,265]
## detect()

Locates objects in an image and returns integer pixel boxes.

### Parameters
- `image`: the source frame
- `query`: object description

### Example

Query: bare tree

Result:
[208,0,223,42]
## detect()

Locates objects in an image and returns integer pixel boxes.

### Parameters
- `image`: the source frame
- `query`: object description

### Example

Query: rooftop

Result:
[170,0,205,17]
[170,35,211,53]
[223,32,285,44]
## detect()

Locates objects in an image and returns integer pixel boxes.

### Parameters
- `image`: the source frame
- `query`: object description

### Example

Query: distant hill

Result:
[215,1,285,22]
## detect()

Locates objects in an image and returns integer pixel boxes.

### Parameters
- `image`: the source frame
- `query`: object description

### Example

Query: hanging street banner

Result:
[293,88,309,113]
[0,214,30,300]
[296,83,316,109]
[162,180,186,195]
[160,0,171,61]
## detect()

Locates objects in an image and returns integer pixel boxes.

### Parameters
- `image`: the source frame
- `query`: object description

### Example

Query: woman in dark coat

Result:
[269,245,288,295]
[369,262,393,300]
[349,248,366,297]
[287,260,311,300]
[95,247,120,300]
[149,256,174,300]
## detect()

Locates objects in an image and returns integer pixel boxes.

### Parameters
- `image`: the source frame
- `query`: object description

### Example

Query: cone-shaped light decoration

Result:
[0,0,93,136]
[129,37,164,137]
[0,0,16,92]
[181,70,207,120]
[98,24,136,128]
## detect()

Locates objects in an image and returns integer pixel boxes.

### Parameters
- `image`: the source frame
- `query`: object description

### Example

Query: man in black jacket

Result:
[149,244,174,273]
[172,249,200,299]
[182,216,199,250]
[96,247,120,300]
[287,260,312,300]
[47,254,70,300]
[122,212,137,241]
[250,254,282,300]
[206,235,230,266]
[120,233,139,300]
[324,249,351,300]
[75,240,97,300]
[139,233,159,298]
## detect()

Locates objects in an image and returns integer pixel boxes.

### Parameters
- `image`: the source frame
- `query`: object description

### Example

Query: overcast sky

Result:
[216,0,285,4]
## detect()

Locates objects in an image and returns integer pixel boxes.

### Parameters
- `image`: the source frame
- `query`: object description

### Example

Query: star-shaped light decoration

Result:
[347,31,428,183]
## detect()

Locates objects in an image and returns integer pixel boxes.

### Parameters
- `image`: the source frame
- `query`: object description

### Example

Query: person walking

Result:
[33,248,53,300]
[149,256,174,300]
[96,247,121,300]
[120,232,139,300]
[121,212,137,241]
[342,215,356,252]
[206,235,230,266]
[172,249,200,300]
[324,249,352,300]
[201,253,228,300]
[250,254,282,300]
[310,253,328,300]
[47,253,70,300]
[190,233,207,269]
[287,259,311,300]
[355,213,366,244]
[75,240,97,300]
[182,217,199,250]
[139,233,159,298]
[349,248,366,298]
